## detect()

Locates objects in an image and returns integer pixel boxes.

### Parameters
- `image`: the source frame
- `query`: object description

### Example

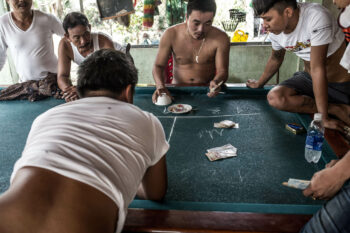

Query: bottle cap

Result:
[314,113,322,121]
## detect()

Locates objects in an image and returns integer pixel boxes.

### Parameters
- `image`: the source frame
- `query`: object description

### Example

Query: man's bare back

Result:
[0,167,118,233]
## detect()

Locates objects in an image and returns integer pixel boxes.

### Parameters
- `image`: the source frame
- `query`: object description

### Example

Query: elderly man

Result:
[0,0,65,101]
[57,12,127,102]
[152,0,230,102]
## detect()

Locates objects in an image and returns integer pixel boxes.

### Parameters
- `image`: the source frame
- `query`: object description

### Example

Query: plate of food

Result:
[167,104,192,114]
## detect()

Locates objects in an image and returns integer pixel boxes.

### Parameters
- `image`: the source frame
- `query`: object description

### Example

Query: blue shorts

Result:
[280,72,350,105]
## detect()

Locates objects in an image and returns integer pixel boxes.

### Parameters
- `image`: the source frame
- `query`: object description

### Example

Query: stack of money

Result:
[344,126,350,136]
[214,120,238,129]
[205,144,237,161]
[282,178,310,190]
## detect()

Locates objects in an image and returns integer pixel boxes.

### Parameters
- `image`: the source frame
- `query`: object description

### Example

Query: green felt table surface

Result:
[0,86,336,215]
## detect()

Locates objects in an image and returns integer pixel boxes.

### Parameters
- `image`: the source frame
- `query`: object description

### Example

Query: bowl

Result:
[155,93,172,106]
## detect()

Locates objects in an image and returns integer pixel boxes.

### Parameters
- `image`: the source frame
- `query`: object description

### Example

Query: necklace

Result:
[195,38,205,63]
[187,27,206,63]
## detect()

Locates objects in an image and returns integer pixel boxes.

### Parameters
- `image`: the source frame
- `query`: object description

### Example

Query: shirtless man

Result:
[247,0,350,132]
[152,0,230,102]
[0,49,169,233]
[58,12,125,102]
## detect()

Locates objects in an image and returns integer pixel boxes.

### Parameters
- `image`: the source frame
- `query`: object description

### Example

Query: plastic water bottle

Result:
[305,113,325,163]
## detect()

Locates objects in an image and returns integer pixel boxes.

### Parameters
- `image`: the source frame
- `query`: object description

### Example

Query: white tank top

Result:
[71,32,100,65]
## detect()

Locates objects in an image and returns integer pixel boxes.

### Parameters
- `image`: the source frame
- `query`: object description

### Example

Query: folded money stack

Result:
[205,144,237,161]
[214,120,238,129]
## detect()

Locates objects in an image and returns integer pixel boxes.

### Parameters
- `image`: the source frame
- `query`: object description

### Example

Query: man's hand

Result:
[323,117,346,133]
[62,86,79,102]
[152,87,173,103]
[207,80,223,98]
[246,79,263,89]
[303,167,346,200]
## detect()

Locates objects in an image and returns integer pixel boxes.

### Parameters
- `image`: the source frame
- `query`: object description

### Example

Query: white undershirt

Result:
[0,10,64,82]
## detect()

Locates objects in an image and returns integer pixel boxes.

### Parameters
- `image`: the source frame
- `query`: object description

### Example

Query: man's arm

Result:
[303,151,350,200]
[246,49,285,88]
[98,34,115,49]
[152,30,173,103]
[137,156,167,200]
[207,33,230,98]
[57,39,78,102]
[309,44,343,130]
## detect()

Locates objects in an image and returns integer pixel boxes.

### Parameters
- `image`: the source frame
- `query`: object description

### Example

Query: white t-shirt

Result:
[10,97,169,233]
[339,5,350,72]
[339,5,350,28]
[0,10,64,82]
[269,3,344,61]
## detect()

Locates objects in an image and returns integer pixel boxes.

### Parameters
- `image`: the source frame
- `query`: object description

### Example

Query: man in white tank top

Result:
[58,12,126,102]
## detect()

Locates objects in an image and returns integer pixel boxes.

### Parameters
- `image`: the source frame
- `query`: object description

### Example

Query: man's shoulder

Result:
[300,2,330,20]
[33,10,59,21]
[58,37,73,59]
[209,26,228,37]
[0,12,10,24]
[164,23,186,36]
[97,32,113,42]
[208,26,229,43]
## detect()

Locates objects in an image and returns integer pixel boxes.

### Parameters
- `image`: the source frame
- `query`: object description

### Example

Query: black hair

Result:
[187,0,216,16]
[252,0,297,16]
[77,49,138,98]
[62,12,89,34]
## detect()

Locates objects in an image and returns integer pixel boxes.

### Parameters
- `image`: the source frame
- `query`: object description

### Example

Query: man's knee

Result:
[267,89,287,110]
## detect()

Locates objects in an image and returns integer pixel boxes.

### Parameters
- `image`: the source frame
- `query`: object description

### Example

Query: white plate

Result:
[167,104,192,114]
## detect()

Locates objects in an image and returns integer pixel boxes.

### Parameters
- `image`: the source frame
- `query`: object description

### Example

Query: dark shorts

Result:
[279,71,350,105]
[300,180,350,233]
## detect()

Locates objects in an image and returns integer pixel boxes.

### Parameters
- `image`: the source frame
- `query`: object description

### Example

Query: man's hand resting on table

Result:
[62,86,79,102]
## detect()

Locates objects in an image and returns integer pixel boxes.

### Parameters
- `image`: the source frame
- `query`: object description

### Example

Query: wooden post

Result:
[80,0,84,13]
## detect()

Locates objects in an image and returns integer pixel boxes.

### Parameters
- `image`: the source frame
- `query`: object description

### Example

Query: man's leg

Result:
[300,180,350,233]
[267,71,317,113]
[267,72,350,125]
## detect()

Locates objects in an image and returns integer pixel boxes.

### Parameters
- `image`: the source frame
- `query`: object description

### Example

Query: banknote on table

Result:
[282,178,310,190]
[205,144,237,161]
[214,120,239,129]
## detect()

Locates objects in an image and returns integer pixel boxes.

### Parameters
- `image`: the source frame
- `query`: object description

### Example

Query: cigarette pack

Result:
[285,123,305,134]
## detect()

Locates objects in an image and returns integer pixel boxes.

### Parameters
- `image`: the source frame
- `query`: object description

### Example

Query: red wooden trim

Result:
[124,209,312,233]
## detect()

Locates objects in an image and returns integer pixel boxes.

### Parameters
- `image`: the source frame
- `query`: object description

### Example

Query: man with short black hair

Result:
[152,0,230,102]
[58,12,126,102]
[0,49,169,233]
[247,0,350,132]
